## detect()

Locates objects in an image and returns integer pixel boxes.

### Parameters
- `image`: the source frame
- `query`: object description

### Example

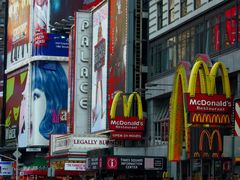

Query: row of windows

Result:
[149,4,239,78]
[158,0,212,27]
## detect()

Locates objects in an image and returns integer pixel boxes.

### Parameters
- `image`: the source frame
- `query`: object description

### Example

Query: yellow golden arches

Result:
[199,129,222,152]
[110,91,143,120]
[188,61,231,98]
[210,129,222,152]
[199,129,210,152]
[168,63,189,161]
[162,171,170,178]
[169,58,231,161]
[188,61,211,97]
[209,62,231,98]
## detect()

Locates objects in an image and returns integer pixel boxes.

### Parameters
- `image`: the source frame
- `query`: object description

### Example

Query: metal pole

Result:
[16,143,18,180]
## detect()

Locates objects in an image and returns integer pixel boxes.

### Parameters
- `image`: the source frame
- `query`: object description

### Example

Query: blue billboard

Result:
[32,33,69,57]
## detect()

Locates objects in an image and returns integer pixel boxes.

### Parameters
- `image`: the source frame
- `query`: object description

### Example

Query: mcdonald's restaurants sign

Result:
[190,127,231,159]
[168,56,233,161]
[109,91,145,140]
[185,93,232,113]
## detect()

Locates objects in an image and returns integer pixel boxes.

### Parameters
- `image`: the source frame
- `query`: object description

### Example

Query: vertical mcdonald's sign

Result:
[110,91,145,131]
[168,55,232,161]
[109,91,145,140]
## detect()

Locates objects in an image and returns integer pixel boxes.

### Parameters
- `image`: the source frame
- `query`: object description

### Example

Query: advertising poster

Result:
[91,2,108,133]
[7,0,31,68]
[5,67,28,146]
[32,33,69,57]
[30,61,68,146]
[108,0,128,117]
[49,0,83,32]
[33,0,48,48]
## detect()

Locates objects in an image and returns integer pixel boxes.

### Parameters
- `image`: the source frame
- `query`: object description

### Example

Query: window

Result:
[157,1,163,29]
[149,36,176,76]
[181,0,187,17]
[194,22,205,54]
[169,0,175,23]
[153,100,169,145]
[167,37,177,68]
[149,4,240,78]
[194,0,201,10]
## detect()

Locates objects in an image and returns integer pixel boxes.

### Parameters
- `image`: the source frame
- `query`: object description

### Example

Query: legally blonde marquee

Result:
[168,56,233,161]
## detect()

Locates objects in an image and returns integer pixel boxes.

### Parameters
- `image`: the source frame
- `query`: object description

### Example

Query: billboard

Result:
[33,0,48,48]
[5,67,28,146]
[7,0,31,69]
[49,0,83,32]
[30,61,68,146]
[108,0,128,122]
[91,2,108,133]
[50,134,111,155]
[87,156,167,171]
[68,11,91,135]
[32,33,69,57]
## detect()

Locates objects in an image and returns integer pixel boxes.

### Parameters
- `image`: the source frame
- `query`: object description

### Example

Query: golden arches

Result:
[188,61,231,98]
[199,129,222,153]
[168,57,231,161]
[110,91,143,120]
[168,63,189,161]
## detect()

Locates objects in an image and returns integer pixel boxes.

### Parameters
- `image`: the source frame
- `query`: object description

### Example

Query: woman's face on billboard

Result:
[35,0,47,6]
[32,88,46,123]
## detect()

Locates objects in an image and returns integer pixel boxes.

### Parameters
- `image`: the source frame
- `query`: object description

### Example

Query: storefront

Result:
[87,148,167,180]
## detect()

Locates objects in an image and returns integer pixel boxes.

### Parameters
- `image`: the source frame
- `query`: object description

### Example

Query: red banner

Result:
[185,93,233,113]
[110,131,143,140]
[109,116,145,131]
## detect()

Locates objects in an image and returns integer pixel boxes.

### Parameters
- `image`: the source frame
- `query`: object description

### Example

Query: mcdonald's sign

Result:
[168,56,232,161]
[185,93,232,113]
[109,91,145,131]
[190,127,231,159]
[190,113,231,125]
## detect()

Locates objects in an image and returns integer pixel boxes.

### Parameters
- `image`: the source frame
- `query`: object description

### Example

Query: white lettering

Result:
[81,20,89,31]
[81,36,89,47]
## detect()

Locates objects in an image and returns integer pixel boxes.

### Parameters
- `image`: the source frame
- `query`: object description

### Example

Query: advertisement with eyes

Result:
[30,61,68,146]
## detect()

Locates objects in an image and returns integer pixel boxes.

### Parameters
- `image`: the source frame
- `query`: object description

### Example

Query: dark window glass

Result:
[181,0,187,17]
[157,1,163,29]
[169,0,174,23]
